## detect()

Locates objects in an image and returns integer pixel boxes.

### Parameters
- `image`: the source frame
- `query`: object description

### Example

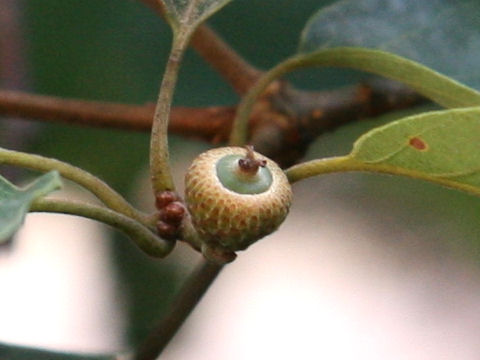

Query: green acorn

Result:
[184,146,292,261]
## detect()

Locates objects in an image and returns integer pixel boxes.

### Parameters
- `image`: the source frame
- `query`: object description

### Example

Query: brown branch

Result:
[137,0,262,94]
[0,90,235,143]
[0,80,427,166]
[136,0,164,16]
[0,90,152,129]
[190,25,262,94]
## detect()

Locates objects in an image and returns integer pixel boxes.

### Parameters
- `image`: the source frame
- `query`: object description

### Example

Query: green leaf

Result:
[350,107,480,196]
[0,171,62,242]
[286,107,480,197]
[281,0,480,195]
[300,0,480,89]
[287,48,480,109]
[0,341,116,360]
[162,0,233,31]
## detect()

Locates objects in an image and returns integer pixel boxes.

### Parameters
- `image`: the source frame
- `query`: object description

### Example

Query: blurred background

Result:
[1,0,480,359]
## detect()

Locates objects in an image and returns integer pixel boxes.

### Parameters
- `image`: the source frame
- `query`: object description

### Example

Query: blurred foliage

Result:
[301,0,480,89]
[6,0,480,354]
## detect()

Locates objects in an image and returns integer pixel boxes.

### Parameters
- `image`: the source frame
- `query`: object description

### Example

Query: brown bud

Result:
[160,201,186,225]
[155,191,179,210]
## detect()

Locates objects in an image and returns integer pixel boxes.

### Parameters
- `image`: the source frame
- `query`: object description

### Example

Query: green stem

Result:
[286,155,480,197]
[150,29,192,193]
[30,198,174,257]
[285,156,360,183]
[181,213,203,251]
[134,259,223,360]
[229,59,292,146]
[0,147,148,223]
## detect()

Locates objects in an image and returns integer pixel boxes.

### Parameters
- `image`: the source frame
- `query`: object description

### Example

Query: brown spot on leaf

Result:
[408,136,428,151]
[311,109,323,119]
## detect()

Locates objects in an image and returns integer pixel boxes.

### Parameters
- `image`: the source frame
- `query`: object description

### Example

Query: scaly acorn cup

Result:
[185,146,292,261]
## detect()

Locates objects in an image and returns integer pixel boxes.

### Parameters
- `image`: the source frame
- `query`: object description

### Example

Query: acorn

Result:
[184,146,292,260]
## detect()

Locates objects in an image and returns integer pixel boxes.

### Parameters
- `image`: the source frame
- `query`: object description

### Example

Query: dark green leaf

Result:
[300,0,480,89]
[282,48,480,109]
[0,171,61,242]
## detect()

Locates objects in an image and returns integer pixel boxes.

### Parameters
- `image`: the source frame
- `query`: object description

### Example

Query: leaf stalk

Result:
[286,155,480,197]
